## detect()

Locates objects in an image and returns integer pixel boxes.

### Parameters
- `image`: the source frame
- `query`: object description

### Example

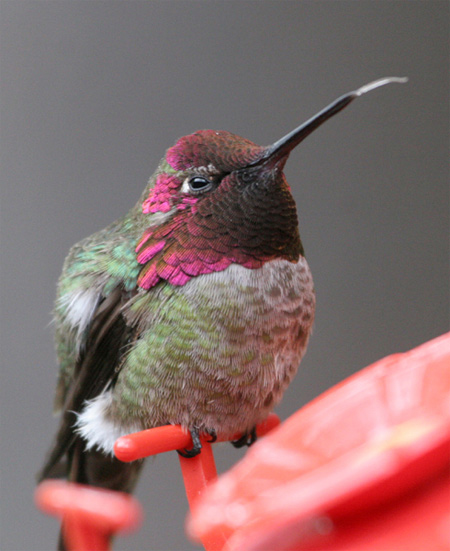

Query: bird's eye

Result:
[240,170,252,183]
[188,176,212,192]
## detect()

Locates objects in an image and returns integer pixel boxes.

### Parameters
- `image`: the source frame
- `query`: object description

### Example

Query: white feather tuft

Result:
[75,392,142,455]
[58,288,100,349]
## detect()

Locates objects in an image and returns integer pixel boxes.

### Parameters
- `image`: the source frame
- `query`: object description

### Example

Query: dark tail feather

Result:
[56,440,144,551]
[68,439,144,491]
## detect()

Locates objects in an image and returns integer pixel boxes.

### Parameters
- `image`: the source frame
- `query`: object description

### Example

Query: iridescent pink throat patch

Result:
[135,211,264,289]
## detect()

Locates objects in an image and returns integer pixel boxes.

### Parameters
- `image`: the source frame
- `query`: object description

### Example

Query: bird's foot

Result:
[176,427,217,457]
[177,428,202,458]
[205,428,217,443]
[231,426,257,448]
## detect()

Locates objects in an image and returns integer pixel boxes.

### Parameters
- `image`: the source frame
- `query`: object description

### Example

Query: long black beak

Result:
[255,76,408,166]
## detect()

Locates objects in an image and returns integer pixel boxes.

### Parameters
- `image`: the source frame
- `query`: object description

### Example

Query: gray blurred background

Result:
[1,1,448,550]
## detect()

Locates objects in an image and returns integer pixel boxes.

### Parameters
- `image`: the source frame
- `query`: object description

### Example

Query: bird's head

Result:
[136,77,407,289]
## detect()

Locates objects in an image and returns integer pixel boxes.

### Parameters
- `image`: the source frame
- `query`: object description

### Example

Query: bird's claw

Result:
[205,428,217,443]
[176,427,218,457]
[231,426,257,448]
[177,428,202,458]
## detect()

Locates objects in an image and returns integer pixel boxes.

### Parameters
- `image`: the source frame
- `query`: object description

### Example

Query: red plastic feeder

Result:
[35,480,143,551]
[35,417,279,551]
[115,414,281,551]
[187,332,450,551]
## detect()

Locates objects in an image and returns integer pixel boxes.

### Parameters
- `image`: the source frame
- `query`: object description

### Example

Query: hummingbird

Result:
[38,77,406,497]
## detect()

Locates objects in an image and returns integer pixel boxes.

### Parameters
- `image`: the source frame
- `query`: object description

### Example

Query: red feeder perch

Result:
[114,413,280,551]
[35,416,279,551]
[187,332,450,551]
[35,480,143,551]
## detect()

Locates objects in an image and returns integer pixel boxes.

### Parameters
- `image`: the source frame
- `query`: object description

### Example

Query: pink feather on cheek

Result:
[177,195,199,211]
[142,174,181,214]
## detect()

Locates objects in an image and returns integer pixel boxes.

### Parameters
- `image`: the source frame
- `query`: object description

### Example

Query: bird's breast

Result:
[80,257,315,453]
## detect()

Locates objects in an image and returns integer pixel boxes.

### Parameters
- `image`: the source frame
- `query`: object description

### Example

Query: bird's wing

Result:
[38,285,138,481]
